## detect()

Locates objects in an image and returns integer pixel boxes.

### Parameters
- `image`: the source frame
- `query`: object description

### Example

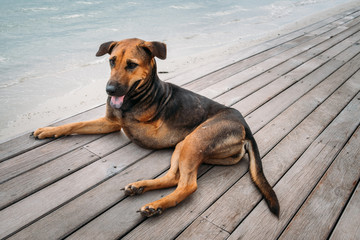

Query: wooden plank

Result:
[176,70,360,237]
[279,126,360,239]
[184,32,316,94]
[0,134,51,163]
[84,130,130,157]
[197,17,360,100]
[330,184,360,240]
[227,93,360,240]
[8,149,173,239]
[235,39,360,127]
[246,44,360,133]
[0,147,99,210]
[1,128,135,211]
[10,151,211,240]
[0,134,101,183]
[176,217,230,240]
[1,130,133,211]
[64,164,213,240]
[257,8,360,48]
[118,163,247,240]
[255,57,360,155]
[0,104,105,162]
[215,23,360,107]
[0,143,151,239]
[182,18,353,93]
[214,58,300,107]
[184,42,300,93]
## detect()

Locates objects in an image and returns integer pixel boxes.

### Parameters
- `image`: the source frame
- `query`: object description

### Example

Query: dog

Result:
[34,38,280,217]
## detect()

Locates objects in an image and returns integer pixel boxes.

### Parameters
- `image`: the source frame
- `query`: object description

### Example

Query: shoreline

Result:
[1,0,359,143]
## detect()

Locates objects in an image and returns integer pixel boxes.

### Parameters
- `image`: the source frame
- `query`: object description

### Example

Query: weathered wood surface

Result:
[330,183,360,240]
[1,7,360,240]
[279,126,360,240]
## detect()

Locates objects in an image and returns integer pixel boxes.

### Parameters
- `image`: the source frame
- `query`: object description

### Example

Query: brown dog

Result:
[34,38,279,217]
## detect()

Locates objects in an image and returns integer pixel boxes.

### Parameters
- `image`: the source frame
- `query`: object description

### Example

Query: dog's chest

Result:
[120,115,184,149]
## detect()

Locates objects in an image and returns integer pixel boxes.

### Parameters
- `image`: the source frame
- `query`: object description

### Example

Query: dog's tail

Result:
[245,131,280,217]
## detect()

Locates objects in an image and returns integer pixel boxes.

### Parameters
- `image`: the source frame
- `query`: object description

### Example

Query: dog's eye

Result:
[109,57,116,68]
[126,61,138,70]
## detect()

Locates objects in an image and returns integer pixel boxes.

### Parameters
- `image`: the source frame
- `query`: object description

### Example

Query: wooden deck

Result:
[1,7,360,240]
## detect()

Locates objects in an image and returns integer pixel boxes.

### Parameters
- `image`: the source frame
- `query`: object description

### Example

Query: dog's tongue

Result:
[110,96,125,109]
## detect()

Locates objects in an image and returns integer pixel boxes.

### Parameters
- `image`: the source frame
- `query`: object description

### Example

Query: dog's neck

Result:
[122,61,172,121]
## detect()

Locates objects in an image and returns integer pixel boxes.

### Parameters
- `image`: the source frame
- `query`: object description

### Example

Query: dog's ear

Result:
[141,41,167,60]
[96,41,117,57]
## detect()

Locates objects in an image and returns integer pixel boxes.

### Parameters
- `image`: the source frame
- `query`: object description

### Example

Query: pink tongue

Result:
[110,96,124,109]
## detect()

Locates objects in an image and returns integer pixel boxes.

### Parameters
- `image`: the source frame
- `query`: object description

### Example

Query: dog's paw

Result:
[124,184,144,196]
[33,127,63,139]
[30,132,38,139]
[139,205,163,217]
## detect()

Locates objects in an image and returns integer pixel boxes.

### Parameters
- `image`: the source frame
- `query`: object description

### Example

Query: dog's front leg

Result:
[33,117,121,139]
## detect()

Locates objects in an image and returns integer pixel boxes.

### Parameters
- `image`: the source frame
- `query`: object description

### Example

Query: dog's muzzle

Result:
[106,84,117,95]
[106,82,127,109]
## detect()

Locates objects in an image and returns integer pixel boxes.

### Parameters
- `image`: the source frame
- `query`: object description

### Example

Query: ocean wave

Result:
[263,2,294,19]
[76,1,102,5]
[51,14,85,20]
[296,0,325,6]
[103,28,120,32]
[170,3,203,10]
[0,56,8,63]
[0,75,31,89]
[206,6,249,17]
[0,81,19,89]
[80,57,107,67]
[21,7,58,12]
[127,2,139,5]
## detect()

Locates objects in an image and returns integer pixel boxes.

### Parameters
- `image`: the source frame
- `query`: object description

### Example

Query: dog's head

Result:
[96,38,166,108]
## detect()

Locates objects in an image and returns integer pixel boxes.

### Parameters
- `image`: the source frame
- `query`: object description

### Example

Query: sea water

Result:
[0,0,357,141]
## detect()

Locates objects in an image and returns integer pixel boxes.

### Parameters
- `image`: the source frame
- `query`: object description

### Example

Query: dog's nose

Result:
[106,85,116,95]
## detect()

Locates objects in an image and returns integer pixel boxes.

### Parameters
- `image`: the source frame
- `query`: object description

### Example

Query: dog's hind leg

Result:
[137,112,246,217]
[139,138,202,217]
[124,141,183,196]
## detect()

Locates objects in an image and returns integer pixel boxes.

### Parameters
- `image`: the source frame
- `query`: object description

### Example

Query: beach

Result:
[0,0,359,143]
